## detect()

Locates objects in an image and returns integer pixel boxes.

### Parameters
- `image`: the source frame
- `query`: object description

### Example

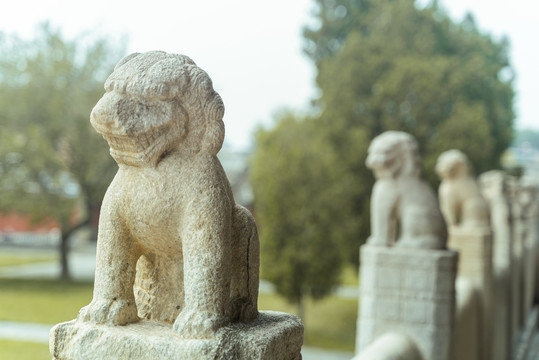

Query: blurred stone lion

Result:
[435,149,490,229]
[366,131,446,249]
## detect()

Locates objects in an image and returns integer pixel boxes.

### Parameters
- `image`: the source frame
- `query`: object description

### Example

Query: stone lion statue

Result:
[435,149,490,229]
[78,51,259,338]
[365,131,447,249]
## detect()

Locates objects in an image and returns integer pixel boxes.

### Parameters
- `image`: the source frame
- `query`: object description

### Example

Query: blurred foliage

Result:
[306,0,513,263]
[252,0,515,301]
[0,23,125,277]
[251,113,353,316]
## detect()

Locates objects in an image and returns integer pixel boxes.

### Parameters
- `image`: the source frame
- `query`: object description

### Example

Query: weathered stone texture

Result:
[50,50,303,359]
[452,279,479,360]
[50,311,303,360]
[517,176,539,326]
[353,332,423,360]
[508,175,525,345]
[448,229,493,360]
[356,246,457,360]
[479,170,512,360]
[436,149,494,360]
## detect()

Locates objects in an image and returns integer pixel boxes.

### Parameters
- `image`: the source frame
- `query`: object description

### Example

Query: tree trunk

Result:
[59,231,70,280]
[58,216,91,281]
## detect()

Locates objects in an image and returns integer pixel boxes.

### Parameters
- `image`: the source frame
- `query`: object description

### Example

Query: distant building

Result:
[502,142,539,178]
[218,146,254,211]
[0,212,60,246]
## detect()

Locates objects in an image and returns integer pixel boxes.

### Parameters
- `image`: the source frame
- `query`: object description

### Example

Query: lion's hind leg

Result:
[230,205,259,321]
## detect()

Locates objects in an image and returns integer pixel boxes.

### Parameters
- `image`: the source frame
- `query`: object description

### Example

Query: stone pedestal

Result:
[522,222,538,327]
[453,279,480,360]
[50,311,303,360]
[356,245,458,360]
[479,171,513,360]
[448,227,492,282]
[447,227,493,360]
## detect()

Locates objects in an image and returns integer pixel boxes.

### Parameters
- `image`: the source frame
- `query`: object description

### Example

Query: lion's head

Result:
[90,51,225,167]
[435,149,469,180]
[366,131,421,179]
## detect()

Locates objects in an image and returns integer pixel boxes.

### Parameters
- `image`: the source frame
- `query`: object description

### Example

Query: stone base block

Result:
[448,227,492,282]
[50,311,303,360]
[356,245,458,360]
[448,227,493,360]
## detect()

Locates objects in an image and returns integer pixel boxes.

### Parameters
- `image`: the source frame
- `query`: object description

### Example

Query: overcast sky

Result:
[1,0,537,149]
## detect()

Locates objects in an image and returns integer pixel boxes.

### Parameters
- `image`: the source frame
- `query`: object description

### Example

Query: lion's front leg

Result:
[368,180,399,246]
[173,195,233,338]
[78,206,141,326]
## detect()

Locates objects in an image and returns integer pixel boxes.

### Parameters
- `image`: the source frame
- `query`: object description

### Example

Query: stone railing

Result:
[355,133,539,360]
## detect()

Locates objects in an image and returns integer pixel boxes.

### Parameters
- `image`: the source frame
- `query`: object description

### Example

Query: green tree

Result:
[0,24,125,279]
[302,0,514,261]
[250,113,351,319]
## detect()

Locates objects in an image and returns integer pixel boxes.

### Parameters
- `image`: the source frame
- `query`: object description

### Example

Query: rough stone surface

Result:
[479,170,513,360]
[365,131,447,249]
[517,176,539,327]
[353,332,423,360]
[447,227,492,281]
[50,51,303,359]
[452,279,480,360]
[435,149,490,229]
[447,223,493,360]
[50,311,303,360]
[508,175,525,343]
[356,245,457,360]
[436,150,494,360]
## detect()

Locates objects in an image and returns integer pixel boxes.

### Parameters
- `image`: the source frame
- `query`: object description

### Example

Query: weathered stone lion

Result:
[365,131,446,249]
[435,149,490,229]
[78,51,259,338]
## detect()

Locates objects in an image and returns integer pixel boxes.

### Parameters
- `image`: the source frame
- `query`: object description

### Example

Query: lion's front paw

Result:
[78,298,139,325]
[172,308,227,339]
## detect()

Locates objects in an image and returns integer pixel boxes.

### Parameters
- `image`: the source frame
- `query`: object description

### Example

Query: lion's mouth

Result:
[100,125,169,166]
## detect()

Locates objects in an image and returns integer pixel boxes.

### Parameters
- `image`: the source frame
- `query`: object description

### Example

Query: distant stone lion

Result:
[78,51,259,338]
[435,149,490,229]
[365,131,446,249]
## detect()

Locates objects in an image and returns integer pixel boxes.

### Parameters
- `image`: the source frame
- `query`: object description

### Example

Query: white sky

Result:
[1,0,538,149]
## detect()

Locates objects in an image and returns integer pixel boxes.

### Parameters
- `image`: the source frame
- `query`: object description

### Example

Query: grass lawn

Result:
[339,264,359,287]
[0,340,50,360]
[0,278,93,324]
[0,277,358,354]
[259,292,357,351]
